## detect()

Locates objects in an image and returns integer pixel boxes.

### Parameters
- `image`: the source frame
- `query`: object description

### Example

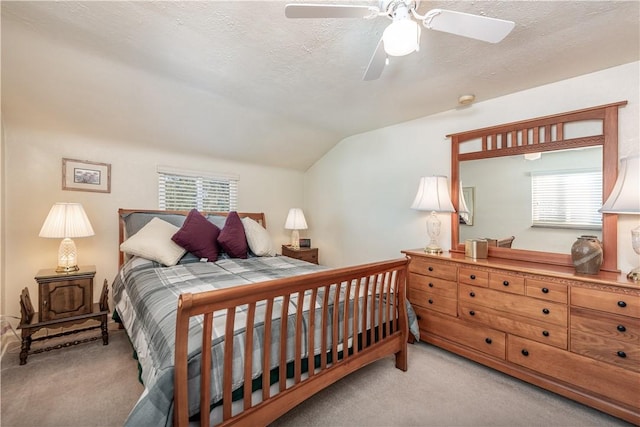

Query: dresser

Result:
[402,250,640,425]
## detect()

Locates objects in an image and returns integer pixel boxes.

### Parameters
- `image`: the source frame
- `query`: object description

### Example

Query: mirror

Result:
[449,101,627,271]
[459,146,602,254]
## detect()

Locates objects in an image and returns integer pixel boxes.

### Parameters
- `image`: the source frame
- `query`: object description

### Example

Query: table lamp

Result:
[411,176,455,254]
[599,153,640,280]
[39,202,95,272]
[284,208,308,250]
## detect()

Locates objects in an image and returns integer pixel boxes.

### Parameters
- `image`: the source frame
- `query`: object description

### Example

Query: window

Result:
[158,166,238,211]
[531,169,602,229]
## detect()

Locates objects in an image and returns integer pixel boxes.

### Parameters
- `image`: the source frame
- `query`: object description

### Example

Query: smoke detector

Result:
[458,94,476,106]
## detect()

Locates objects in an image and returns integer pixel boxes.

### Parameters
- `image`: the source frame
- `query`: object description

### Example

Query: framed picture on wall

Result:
[62,158,111,193]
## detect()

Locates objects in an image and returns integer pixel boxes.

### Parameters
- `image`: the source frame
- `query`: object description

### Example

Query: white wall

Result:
[305,61,640,273]
[2,129,304,318]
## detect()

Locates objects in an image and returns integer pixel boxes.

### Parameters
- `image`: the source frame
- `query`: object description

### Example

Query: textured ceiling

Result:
[2,1,639,170]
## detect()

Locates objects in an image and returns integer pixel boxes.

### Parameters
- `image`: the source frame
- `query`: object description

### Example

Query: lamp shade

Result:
[411,176,456,212]
[599,154,640,214]
[39,203,95,238]
[284,208,308,230]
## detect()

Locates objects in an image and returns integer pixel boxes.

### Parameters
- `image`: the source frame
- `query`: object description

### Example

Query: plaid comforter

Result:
[113,255,352,426]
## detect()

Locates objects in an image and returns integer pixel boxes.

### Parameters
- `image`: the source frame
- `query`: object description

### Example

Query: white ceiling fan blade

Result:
[423,9,515,43]
[363,37,386,81]
[285,4,379,19]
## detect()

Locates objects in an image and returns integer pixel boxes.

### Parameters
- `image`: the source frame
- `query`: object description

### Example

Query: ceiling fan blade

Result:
[363,37,386,81]
[423,9,515,43]
[285,3,378,19]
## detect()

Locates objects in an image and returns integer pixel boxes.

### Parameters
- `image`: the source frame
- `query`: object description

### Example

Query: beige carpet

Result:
[0,325,633,427]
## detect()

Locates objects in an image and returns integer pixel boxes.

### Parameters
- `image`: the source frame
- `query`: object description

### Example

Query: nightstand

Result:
[281,245,319,264]
[35,266,96,321]
[18,266,109,365]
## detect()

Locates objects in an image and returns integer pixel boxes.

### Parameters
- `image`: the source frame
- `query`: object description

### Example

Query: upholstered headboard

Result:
[117,209,266,267]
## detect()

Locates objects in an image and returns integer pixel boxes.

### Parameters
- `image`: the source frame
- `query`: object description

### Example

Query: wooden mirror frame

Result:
[448,101,627,272]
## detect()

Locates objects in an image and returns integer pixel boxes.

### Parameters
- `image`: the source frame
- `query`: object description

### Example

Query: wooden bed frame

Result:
[117,209,409,427]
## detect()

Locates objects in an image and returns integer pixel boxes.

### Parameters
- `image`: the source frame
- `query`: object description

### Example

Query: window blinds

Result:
[158,167,238,211]
[531,169,602,229]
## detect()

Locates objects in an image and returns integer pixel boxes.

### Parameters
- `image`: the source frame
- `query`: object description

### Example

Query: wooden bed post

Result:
[174,293,193,427]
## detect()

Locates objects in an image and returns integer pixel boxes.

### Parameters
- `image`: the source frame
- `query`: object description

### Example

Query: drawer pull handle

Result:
[521,349,529,357]
[542,308,550,315]
[617,325,626,332]
[469,292,476,297]
[617,351,627,358]
[541,287,549,294]
[470,274,476,280]
[469,310,475,316]
[485,338,492,344]
[428,299,434,304]
[542,330,550,337]
[617,301,627,308]
[428,283,434,288]
[428,267,434,272]
[503,281,509,286]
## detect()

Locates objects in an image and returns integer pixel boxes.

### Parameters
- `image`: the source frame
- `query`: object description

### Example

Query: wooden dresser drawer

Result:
[460,303,567,349]
[409,273,457,298]
[410,289,457,316]
[571,330,640,373]
[508,335,640,409]
[526,278,567,304]
[571,287,640,318]
[421,310,505,359]
[489,271,525,295]
[571,307,640,343]
[458,268,489,287]
[459,283,567,327]
[571,307,640,372]
[408,257,457,280]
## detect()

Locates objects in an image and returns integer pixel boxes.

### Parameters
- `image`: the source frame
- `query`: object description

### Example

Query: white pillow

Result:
[241,217,276,257]
[120,217,186,266]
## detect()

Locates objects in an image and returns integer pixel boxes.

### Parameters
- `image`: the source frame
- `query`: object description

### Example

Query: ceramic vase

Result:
[571,235,603,274]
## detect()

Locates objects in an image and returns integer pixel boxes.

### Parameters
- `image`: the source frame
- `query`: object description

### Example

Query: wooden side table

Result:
[281,245,319,264]
[18,267,109,365]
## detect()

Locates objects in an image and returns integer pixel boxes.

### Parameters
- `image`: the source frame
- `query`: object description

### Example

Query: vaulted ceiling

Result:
[2,1,639,170]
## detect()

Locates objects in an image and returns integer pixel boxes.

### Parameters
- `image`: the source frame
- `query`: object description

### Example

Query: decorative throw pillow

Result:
[171,209,221,261]
[241,217,276,257]
[218,211,248,259]
[120,217,186,266]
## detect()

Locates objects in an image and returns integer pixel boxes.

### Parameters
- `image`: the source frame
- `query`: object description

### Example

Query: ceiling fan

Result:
[285,1,515,80]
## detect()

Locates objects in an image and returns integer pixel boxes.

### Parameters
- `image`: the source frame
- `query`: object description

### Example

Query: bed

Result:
[113,209,411,426]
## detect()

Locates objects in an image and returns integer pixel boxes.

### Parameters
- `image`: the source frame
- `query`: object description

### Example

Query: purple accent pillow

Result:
[171,209,221,261]
[218,211,248,259]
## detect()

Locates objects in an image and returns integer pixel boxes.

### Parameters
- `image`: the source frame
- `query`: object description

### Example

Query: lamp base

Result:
[424,245,443,254]
[290,229,300,250]
[55,265,80,273]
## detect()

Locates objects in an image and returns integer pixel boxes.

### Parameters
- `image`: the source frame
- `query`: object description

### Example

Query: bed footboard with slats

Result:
[174,258,409,426]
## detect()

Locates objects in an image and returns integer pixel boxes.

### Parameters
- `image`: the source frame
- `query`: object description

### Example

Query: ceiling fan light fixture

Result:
[383,19,421,56]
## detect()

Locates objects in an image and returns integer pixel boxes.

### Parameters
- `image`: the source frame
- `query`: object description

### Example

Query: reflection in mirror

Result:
[459,147,602,254]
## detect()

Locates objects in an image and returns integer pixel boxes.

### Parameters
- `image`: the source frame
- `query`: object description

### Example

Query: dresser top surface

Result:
[402,250,638,290]
[35,265,96,280]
